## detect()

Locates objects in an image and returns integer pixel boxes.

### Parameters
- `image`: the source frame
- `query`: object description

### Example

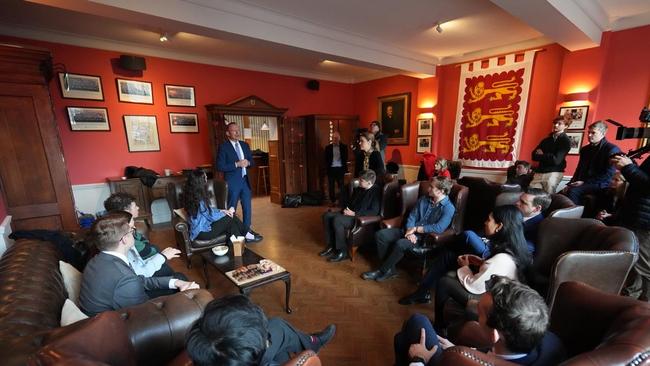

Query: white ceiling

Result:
[0,0,648,83]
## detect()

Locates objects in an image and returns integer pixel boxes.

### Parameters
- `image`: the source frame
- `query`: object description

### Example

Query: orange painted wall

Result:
[0,35,355,186]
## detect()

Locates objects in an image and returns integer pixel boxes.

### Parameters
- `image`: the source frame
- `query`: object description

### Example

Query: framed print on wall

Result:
[417,136,432,153]
[165,84,196,107]
[58,73,104,100]
[169,112,199,133]
[417,118,433,135]
[116,78,153,104]
[123,115,160,152]
[66,107,110,131]
[378,92,411,145]
[566,132,584,155]
[559,105,589,130]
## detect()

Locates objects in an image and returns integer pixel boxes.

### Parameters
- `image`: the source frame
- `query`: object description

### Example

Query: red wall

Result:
[0,36,355,185]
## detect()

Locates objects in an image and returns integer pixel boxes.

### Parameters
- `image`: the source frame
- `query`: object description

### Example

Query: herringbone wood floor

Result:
[151,197,434,365]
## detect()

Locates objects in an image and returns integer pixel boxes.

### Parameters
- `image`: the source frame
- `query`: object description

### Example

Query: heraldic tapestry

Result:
[453,50,539,168]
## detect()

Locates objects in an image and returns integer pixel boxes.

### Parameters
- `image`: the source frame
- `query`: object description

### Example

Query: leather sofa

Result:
[0,238,213,366]
[440,281,650,365]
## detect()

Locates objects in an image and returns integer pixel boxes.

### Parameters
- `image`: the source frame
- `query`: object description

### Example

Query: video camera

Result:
[605,107,650,160]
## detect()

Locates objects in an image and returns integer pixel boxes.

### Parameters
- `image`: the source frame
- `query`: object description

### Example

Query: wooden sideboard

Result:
[107,175,185,225]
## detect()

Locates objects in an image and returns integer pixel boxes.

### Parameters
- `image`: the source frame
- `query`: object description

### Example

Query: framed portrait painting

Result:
[123,115,160,152]
[66,107,110,131]
[417,118,433,136]
[378,92,411,145]
[58,73,104,100]
[417,136,432,153]
[559,105,589,130]
[566,132,584,155]
[169,112,199,133]
[116,78,153,104]
[165,84,196,107]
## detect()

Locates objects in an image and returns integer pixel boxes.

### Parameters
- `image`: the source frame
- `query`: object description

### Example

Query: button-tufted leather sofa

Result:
[0,238,213,366]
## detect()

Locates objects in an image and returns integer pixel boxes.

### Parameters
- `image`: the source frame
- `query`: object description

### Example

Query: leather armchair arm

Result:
[426,229,456,247]
[282,350,321,366]
[355,215,381,227]
[440,346,514,366]
[119,289,214,366]
[382,216,402,229]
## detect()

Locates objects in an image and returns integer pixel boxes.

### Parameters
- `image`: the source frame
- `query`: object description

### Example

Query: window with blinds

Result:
[224,114,275,152]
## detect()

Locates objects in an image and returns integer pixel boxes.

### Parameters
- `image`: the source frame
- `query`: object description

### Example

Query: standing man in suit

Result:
[217,122,262,240]
[562,121,621,204]
[324,131,348,206]
[79,211,198,316]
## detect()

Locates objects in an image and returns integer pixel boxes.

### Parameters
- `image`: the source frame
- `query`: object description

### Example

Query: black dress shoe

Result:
[361,269,382,280]
[311,324,336,352]
[327,251,348,262]
[398,291,431,305]
[319,247,334,257]
[375,268,398,282]
[245,234,263,243]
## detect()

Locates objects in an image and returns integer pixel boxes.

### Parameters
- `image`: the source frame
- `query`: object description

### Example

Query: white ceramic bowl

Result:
[212,245,229,256]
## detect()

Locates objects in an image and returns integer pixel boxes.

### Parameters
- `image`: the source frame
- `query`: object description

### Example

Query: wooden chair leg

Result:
[186,252,192,269]
[350,246,358,262]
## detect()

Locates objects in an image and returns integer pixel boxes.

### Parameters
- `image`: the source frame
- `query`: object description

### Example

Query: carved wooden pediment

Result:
[206,95,288,116]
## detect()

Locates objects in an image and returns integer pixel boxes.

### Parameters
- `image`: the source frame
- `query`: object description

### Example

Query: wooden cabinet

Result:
[302,114,358,194]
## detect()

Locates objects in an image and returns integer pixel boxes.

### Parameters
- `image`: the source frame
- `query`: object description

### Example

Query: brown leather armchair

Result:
[0,239,213,366]
[544,193,583,218]
[457,176,521,232]
[346,178,400,261]
[440,281,650,365]
[166,179,229,268]
[531,217,638,309]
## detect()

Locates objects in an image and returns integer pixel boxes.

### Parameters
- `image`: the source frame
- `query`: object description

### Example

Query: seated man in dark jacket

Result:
[562,121,621,204]
[320,169,381,262]
[394,276,565,366]
[79,211,198,316]
[362,176,455,282]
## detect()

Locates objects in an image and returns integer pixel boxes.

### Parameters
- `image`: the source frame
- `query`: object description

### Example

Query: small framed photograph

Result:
[123,115,160,152]
[66,107,110,131]
[417,118,433,135]
[559,105,589,130]
[165,84,196,107]
[169,112,199,133]
[58,73,104,100]
[566,132,584,155]
[116,78,153,104]
[417,136,432,153]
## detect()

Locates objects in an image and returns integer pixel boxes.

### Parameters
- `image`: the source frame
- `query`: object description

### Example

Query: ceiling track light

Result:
[159,32,169,42]
[434,22,443,34]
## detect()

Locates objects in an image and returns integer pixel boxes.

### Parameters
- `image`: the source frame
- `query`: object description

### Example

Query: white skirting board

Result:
[0,215,13,257]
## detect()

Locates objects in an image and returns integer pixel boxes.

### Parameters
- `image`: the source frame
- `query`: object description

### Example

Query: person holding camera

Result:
[611,152,650,301]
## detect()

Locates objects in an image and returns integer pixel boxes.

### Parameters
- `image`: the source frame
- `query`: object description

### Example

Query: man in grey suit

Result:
[79,211,199,316]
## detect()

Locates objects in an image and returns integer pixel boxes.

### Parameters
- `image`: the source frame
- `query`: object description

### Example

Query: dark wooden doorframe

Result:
[0,44,77,231]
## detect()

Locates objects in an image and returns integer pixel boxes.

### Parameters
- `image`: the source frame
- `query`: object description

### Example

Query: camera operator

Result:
[611,152,650,301]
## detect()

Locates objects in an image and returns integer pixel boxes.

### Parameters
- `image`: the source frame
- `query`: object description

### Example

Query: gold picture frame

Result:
[378,92,411,145]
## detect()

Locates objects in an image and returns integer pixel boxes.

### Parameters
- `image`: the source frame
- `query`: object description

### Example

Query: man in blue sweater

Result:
[362,177,455,282]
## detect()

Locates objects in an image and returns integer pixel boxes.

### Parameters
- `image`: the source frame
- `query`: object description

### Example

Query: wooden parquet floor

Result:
[150,197,434,365]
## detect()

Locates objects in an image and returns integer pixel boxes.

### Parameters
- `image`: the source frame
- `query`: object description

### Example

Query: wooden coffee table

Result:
[201,247,292,313]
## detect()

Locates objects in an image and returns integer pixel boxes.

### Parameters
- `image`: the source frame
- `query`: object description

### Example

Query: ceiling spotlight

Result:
[434,22,443,34]
[159,33,168,42]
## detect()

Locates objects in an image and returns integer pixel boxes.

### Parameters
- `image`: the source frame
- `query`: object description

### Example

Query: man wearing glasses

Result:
[79,211,199,316]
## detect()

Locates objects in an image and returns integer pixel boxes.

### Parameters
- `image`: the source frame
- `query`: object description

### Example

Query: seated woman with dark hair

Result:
[354,131,385,178]
[595,171,627,224]
[399,205,532,331]
[183,169,262,243]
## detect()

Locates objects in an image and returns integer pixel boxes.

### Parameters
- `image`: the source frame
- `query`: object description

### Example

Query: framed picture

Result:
[566,132,584,155]
[116,78,153,104]
[66,107,110,131]
[165,84,196,107]
[417,136,432,153]
[378,92,411,145]
[417,118,433,135]
[559,105,589,130]
[123,115,160,152]
[58,73,104,100]
[169,112,199,133]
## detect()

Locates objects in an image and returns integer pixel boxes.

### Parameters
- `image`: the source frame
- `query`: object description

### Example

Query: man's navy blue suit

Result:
[217,139,254,229]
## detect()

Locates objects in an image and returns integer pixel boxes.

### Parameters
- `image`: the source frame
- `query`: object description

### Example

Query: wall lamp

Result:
[563,91,590,103]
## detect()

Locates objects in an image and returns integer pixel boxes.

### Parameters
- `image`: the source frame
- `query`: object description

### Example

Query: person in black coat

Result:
[530,116,572,193]
[354,131,385,178]
[324,131,348,205]
[319,169,381,262]
[562,121,621,204]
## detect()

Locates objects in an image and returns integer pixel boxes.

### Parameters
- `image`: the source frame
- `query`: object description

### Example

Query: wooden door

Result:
[268,141,281,203]
[280,117,306,196]
[0,82,77,230]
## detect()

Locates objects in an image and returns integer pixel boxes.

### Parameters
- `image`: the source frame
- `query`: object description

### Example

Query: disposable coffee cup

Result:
[164,169,172,176]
